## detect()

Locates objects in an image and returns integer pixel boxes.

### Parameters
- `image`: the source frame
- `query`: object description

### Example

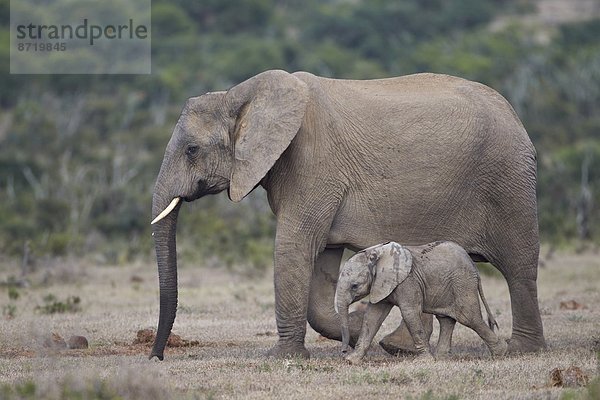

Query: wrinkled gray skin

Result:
[335,241,508,364]
[150,70,544,360]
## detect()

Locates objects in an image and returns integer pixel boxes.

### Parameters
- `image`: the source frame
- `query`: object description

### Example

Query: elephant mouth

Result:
[184,179,225,202]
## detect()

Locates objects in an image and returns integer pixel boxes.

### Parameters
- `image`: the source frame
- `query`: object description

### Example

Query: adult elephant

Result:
[149,70,545,360]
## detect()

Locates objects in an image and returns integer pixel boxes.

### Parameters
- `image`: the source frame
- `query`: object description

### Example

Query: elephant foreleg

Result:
[348,302,393,363]
[398,308,432,357]
[379,312,433,356]
[267,202,340,359]
[267,239,313,359]
[435,316,456,358]
[307,247,363,345]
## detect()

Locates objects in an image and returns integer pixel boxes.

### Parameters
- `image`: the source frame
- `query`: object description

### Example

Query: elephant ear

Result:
[225,70,309,202]
[370,242,413,304]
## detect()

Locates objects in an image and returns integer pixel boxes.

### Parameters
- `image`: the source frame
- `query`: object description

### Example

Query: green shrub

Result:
[2,304,16,319]
[35,294,81,314]
[8,286,19,300]
[0,0,598,267]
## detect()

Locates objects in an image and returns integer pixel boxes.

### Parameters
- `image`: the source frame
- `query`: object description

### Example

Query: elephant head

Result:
[334,242,412,352]
[149,70,309,360]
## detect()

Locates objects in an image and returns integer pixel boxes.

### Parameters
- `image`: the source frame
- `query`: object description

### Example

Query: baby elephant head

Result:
[334,242,413,352]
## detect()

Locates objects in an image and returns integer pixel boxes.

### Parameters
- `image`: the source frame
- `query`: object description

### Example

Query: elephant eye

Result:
[351,283,359,290]
[186,144,200,157]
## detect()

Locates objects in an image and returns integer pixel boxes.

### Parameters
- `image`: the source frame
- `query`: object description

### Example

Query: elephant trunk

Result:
[149,190,182,360]
[335,291,351,353]
[340,308,350,353]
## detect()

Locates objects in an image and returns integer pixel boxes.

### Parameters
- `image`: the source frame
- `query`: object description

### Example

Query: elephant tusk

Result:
[334,290,339,314]
[151,197,181,225]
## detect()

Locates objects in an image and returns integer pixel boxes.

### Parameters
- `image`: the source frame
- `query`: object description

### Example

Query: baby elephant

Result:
[334,241,507,364]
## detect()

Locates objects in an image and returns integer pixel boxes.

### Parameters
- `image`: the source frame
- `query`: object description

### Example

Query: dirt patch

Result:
[133,328,155,345]
[0,330,236,360]
[550,366,590,388]
[133,328,200,348]
[42,332,67,350]
[0,347,36,358]
[559,300,588,310]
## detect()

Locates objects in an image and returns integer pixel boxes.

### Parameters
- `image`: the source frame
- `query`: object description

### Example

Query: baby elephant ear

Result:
[370,243,413,304]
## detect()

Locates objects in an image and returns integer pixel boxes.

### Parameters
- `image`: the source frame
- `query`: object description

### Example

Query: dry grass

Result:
[0,250,598,399]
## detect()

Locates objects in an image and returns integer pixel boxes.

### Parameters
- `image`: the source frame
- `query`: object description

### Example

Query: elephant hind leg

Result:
[476,174,545,354]
[484,235,546,353]
[504,276,545,353]
[307,248,363,345]
[476,250,545,353]
[460,316,507,357]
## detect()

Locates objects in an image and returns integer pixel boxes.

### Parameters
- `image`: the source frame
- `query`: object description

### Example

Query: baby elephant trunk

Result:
[335,294,351,353]
[340,309,350,352]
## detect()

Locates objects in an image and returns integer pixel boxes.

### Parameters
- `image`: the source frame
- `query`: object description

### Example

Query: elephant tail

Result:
[478,278,499,331]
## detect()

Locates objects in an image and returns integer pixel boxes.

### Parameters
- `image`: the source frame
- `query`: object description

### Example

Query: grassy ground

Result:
[0,250,598,399]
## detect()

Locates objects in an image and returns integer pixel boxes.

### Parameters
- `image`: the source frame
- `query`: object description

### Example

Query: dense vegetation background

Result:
[0,0,598,269]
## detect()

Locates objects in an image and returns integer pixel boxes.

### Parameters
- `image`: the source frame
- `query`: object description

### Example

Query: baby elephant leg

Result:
[379,313,433,356]
[435,316,456,358]
[465,318,507,357]
[399,308,434,360]
[346,302,393,365]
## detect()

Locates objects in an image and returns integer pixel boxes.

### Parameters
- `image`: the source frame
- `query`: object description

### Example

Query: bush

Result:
[35,294,81,314]
[0,0,598,267]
